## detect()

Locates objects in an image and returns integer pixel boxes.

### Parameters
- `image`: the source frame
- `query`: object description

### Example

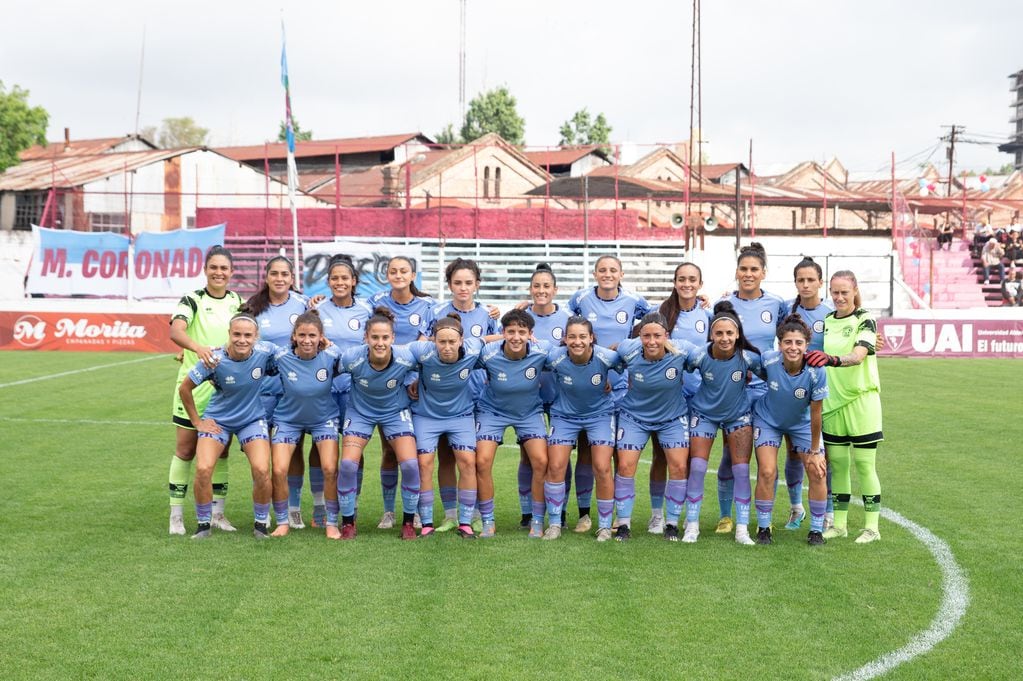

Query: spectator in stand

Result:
[936,222,954,251]
[972,221,994,257]
[1005,231,1023,267]
[1002,266,1023,306]
[981,238,1006,285]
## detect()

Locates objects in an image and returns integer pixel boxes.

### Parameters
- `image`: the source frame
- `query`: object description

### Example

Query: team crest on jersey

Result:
[730,370,743,382]
[459,368,470,380]
[289,314,299,325]
[470,324,483,337]
[615,310,629,324]
[525,367,537,380]
[348,318,361,331]
[251,367,263,380]
[761,310,773,324]
[409,313,422,327]
[793,387,807,400]
[842,326,854,337]
[813,320,824,333]
[590,373,603,386]
[665,367,678,380]
[316,368,329,382]
[386,378,398,389]
[552,327,564,340]
[695,320,707,333]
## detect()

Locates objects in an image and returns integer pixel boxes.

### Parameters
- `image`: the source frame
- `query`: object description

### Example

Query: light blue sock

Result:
[544,481,566,526]
[398,460,420,517]
[325,500,339,527]
[195,501,212,524]
[686,458,708,523]
[755,499,773,529]
[253,502,270,524]
[664,479,687,526]
[650,479,666,513]
[287,475,303,510]
[439,486,457,514]
[479,498,495,523]
[732,463,751,526]
[785,456,805,508]
[457,489,476,525]
[272,500,288,524]
[614,474,636,524]
[418,489,435,526]
[717,445,734,518]
[339,460,359,518]
[380,468,398,514]
[309,466,325,507]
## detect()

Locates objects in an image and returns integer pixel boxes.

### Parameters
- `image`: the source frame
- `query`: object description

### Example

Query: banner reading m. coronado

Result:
[25,224,225,298]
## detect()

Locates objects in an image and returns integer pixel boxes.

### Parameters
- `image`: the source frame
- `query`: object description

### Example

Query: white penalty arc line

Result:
[0,354,165,389]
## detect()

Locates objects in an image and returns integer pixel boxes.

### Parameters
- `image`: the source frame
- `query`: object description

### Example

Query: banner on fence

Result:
[878,318,1023,358]
[25,225,226,299]
[0,311,178,352]
[300,241,423,300]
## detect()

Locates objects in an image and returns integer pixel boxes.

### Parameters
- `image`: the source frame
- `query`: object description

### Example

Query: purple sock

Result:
[517,462,532,515]
[380,468,398,514]
[596,498,614,529]
[287,475,303,510]
[649,479,667,513]
[531,499,545,522]
[809,499,827,533]
[338,459,359,518]
[272,500,289,524]
[614,474,636,524]
[785,457,805,507]
[544,481,566,525]
[418,489,435,526]
[457,489,476,525]
[732,463,751,525]
[398,460,420,518]
[439,485,457,513]
[755,499,774,529]
[717,445,734,518]
[664,479,687,525]
[574,462,593,509]
[253,502,269,524]
[309,466,325,504]
[686,458,708,523]
[479,498,495,522]
[195,501,212,524]
[325,499,339,526]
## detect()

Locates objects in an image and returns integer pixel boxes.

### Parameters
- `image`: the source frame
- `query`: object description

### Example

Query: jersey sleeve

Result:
[616,337,642,365]
[854,312,877,354]
[634,293,653,317]
[811,366,829,401]
[187,357,215,385]
[171,292,198,325]
[567,290,583,315]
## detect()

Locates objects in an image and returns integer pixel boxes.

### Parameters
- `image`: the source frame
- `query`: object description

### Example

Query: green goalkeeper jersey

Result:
[171,288,243,382]
[822,308,880,413]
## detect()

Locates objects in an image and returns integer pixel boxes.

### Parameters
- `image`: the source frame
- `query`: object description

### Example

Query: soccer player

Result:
[407,313,485,539]
[367,256,435,530]
[543,317,620,541]
[684,301,764,545]
[244,255,322,529]
[268,311,343,539]
[806,270,884,544]
[613,312,695,542]
[714,243,786,535]
[336,307,421,540]
[780,256,833,531]
[474,309,551,538]
[167,245,243,535]
[567,255,652,532]
[177,314,275,539]
[423,258,499,532]
[648,262,711,534]
[751,314,829,546]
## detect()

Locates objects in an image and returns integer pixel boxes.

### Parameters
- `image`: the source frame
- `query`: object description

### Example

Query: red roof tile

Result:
[217,133,431,162]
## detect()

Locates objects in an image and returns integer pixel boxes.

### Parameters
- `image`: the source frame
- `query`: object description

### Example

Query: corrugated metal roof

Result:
[19,135,156,161]
[0,148,195,191]
[524,147,603,168]
[217,133,431,162]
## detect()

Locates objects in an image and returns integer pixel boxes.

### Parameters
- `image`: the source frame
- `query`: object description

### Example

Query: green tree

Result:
[0,81,49,172]
[460,86,525,145]
[153,117,209,148]
[558,108,612,147]
[434,123,460,146]
[277,118,313,143]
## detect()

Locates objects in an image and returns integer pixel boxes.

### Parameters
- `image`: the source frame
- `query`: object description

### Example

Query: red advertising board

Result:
[0,311,177,352]
[878,318,1023,358]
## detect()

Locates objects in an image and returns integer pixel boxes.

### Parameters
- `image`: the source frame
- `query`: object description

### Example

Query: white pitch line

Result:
[0,354,165,389]
[0,416,165,427]
[833,506,970,681]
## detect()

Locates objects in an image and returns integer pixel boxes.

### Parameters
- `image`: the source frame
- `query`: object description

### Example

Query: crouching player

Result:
[269,310,343,539]
[178,313,276,539]
[751,314,829,546]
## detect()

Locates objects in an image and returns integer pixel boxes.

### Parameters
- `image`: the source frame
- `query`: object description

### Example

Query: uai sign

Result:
[878,319,1023,358]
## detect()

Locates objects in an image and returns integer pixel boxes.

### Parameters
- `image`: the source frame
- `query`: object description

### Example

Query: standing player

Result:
[567,255,652,532]
[366,256,435,529]
[267,311,343,539]
[751,314,829,546]
[683,301,764,545]
[423,258,499,532]
[648,262,711,534]
[177,314,275,539]
[542,317,620,541]
[474,310,551,538]
[167,245,243,535]
[244,255,322,529]
[407,314,485,539]
[806,270,884,544]
[714,243,786,535]
[613,312,695,542]
[336,307,421,540]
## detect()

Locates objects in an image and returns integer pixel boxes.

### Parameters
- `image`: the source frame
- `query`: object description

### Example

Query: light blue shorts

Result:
[753,419,812,453]
[414,411,477,455]
[476,410,547,444]
[259,393,281,423]
[272,418,340,445]
[548,412,616,448]
[343,407,415,441]
[689,409,753,440]
[616,410,689,451]
[199,418,268,446]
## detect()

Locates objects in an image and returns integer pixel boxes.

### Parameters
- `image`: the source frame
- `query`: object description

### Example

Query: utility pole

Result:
[941,124,962,198]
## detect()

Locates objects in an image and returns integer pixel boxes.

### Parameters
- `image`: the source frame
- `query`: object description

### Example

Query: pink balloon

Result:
[980,174,988,183]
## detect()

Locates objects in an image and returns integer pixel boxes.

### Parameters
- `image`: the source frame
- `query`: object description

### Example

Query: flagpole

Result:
[281,19,301,286]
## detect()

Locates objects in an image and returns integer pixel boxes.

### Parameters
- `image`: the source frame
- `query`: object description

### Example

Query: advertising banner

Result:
[0,311,177,352]
[878,318,1023,358]
[24,225,225,299]
[300,241,423,300]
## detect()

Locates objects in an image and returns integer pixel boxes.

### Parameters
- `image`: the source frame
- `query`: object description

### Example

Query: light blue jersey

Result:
[784,299,834,352]
[545,345,621,419]
[476,340,551,420]
[568,287,652,391]
[616,337,694,423]
[724,290,787,355]
[187,342,276,431]
[339,344,417,419]
[686,344,764,424]
[407,339,483,419]
[255,291,308,347]
[669,303,712,397]
[526,304,570,406]
[367,290,436,344]
[271,345,343,427]
[317,297,373,394]
[753,351,828,431]
[427,301,498,399]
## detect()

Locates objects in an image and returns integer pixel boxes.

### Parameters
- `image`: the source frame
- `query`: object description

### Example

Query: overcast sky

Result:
[4,1,1021,175]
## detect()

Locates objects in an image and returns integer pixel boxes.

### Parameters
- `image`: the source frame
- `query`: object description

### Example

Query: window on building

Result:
[14,192,50,230]
[483,166,490,199]
[89,213,127,233]
[494,167,501,199]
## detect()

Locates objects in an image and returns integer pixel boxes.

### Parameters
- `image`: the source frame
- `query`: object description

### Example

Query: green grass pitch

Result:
[0,353,1018,680]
